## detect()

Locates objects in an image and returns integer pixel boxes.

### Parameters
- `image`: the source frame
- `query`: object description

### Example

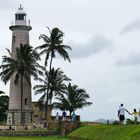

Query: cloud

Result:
[69,35,113,58]
[116,53,140,66]
[0,0,16,10]
[121,19,140,35]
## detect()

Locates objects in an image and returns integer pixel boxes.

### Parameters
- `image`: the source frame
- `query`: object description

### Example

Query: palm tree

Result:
[33,67,71,120]
[36,27,72,71]
[35,27,72,120]
[53,83,92,116]
[0,44,44,124]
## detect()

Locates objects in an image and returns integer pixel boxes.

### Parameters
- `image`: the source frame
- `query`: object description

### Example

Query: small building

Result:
[32,102,52,122]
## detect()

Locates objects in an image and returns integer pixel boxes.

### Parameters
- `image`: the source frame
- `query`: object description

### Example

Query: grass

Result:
[68,124,140,140]
[0,136,68,140]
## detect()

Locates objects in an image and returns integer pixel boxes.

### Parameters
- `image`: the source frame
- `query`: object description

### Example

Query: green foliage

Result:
[34,68,71,104]
[33,67,71,119]
[0,136,67,140]
[53,83,92,116]
[112,120,120,125]
[68,125,140,140]
[0,44,43,85]
[0,91,9,122]
[126,119,140,125]
[36,27,72,68]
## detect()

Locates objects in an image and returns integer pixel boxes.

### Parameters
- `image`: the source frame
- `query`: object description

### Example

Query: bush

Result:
[126,119,140,125]
[112,120,120,125]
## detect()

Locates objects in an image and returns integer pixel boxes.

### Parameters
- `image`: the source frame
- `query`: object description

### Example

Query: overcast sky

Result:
[1,0,140,121]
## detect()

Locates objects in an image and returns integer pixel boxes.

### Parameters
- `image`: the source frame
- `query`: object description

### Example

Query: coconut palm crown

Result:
[0,44,43,85]
[36,27,72,70]
[33,67,71,119]
[53,83,92,116]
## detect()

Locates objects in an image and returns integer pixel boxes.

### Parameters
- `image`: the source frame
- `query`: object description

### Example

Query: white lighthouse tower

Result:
[7,5,32,125]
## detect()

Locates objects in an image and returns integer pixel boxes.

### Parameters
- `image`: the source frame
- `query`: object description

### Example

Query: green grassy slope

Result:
[68,125,140,140]
[0,136,68,140]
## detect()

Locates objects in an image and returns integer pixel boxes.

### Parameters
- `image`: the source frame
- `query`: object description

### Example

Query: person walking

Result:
[131,108,139,124]
[118,104,130,124]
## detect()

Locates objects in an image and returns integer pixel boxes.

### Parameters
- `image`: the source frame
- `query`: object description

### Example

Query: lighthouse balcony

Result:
[11,19,31,26]
[10,20,32,31]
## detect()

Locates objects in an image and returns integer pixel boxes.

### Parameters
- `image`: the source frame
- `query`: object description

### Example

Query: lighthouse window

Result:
[25,98,28,105]
[16,14,25,20]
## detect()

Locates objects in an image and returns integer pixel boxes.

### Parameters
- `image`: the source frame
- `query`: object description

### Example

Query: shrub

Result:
[126,119,140,125]
[112,120,120,125]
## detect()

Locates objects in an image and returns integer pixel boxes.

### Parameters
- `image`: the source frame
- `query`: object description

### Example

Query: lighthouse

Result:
[7,5,32,125]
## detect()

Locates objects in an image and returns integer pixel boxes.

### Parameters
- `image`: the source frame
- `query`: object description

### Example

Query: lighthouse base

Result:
[7,109,33,125]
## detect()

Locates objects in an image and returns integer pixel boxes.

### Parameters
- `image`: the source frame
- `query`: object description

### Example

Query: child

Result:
[131,109,139,123]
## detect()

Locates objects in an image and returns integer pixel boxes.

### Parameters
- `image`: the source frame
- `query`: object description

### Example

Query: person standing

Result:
[55,112,59,121]
[44,120,48,129]
[71,112,76,123]
[62,110,67,121]
[32,122,36,130]
[118,104,130,124]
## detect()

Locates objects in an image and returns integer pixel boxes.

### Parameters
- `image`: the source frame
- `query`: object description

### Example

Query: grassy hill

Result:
[0,136,67,140]
[68,124,140,140]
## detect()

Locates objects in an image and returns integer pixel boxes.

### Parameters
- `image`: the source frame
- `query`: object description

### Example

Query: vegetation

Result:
[0,136,67,140]
[126,118,140,125]
[53,83,92,116]
[112,120,120,125]
[35,27,72,120]
[0,91,9,122]
[36,27,72,69]
[33,67,71,119]
[68,124,140,140]
[0,44,43,124]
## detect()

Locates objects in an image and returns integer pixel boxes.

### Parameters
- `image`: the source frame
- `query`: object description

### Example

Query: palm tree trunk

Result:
[49,54,53,72]
[20,76,23,125]
[45,91,49,120]
[45,54,53,121]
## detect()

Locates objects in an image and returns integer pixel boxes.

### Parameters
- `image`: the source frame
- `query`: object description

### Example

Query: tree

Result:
[0,91,9,122]
[35,27,72,120]
[53,83,92,116]
[33,67,71,119]
[36,27,72,70]
[0,44,43,124]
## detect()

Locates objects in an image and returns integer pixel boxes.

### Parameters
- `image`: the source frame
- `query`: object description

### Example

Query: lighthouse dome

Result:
[14,4,28,25]
[15,4,26,15]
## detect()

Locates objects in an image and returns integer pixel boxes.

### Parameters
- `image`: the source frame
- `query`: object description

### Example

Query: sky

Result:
[1,0,140,121]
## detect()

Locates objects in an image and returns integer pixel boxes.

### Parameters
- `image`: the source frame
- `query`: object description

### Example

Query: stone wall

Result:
[0,129,57,136]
